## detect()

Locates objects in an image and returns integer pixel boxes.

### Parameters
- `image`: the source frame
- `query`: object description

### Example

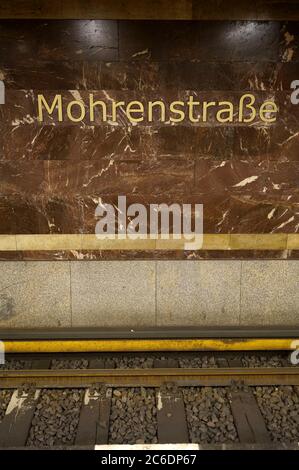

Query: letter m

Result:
[37,94,63,121]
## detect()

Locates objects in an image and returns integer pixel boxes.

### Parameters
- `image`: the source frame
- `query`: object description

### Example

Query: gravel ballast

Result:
[109,387,158,444]
[241,355,284,368]
[0,352,290,371]
[27,389,83,447]
[51,359,89,369]
[106,356,155,369]
[254,386,299,442]
[183,387,238,444]
[179,355,218,368]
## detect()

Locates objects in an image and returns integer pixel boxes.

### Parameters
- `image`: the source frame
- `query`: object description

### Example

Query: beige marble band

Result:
[0,233,298,251]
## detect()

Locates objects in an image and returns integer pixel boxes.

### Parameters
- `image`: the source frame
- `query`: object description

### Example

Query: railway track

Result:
[0,352,299,449]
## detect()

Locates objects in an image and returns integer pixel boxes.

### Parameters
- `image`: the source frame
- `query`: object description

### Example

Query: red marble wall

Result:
[0,20,298,260]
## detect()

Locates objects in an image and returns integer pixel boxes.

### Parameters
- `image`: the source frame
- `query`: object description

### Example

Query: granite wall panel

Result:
[0,261,71,327]
[0,259,298,329]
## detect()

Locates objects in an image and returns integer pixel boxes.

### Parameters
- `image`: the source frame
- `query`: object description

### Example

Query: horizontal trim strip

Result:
[2,327,298,340]
[2,338,298,353]
[0,234,298,251]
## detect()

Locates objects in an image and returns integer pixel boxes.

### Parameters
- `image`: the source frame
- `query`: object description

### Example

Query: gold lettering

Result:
[112,101,125,122]
[37,94,62,122]
[66,100,86,122]
[35,93,277,126]
[216,101,234,123]
[148,101,166,122]
[89,94,107,122]
[239,94,256,123]
[259,101,278,123]
[169,101,185,123]
[126,101,144,123]
[202,101,216,122]
[187,96,200,123]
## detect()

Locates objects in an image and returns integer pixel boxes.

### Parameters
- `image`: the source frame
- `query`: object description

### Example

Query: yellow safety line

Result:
[2,338,297,353]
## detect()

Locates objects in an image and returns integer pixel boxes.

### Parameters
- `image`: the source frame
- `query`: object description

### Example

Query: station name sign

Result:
[37,93,278,125]
[1,81,299,125]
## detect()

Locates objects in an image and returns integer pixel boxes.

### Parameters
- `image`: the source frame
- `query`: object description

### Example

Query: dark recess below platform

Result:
[0,326,299,340]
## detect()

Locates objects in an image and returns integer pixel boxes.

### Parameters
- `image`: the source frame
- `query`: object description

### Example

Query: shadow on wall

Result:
[0,294,15,320]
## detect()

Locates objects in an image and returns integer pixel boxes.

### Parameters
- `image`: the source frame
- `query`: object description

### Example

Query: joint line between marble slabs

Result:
[239,260,243,326]
[69,262,73,327]
[117,20,120,61]
[155,260,158,327]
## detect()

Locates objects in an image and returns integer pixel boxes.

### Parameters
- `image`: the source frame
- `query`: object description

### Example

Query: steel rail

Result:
[1,367,299,388]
